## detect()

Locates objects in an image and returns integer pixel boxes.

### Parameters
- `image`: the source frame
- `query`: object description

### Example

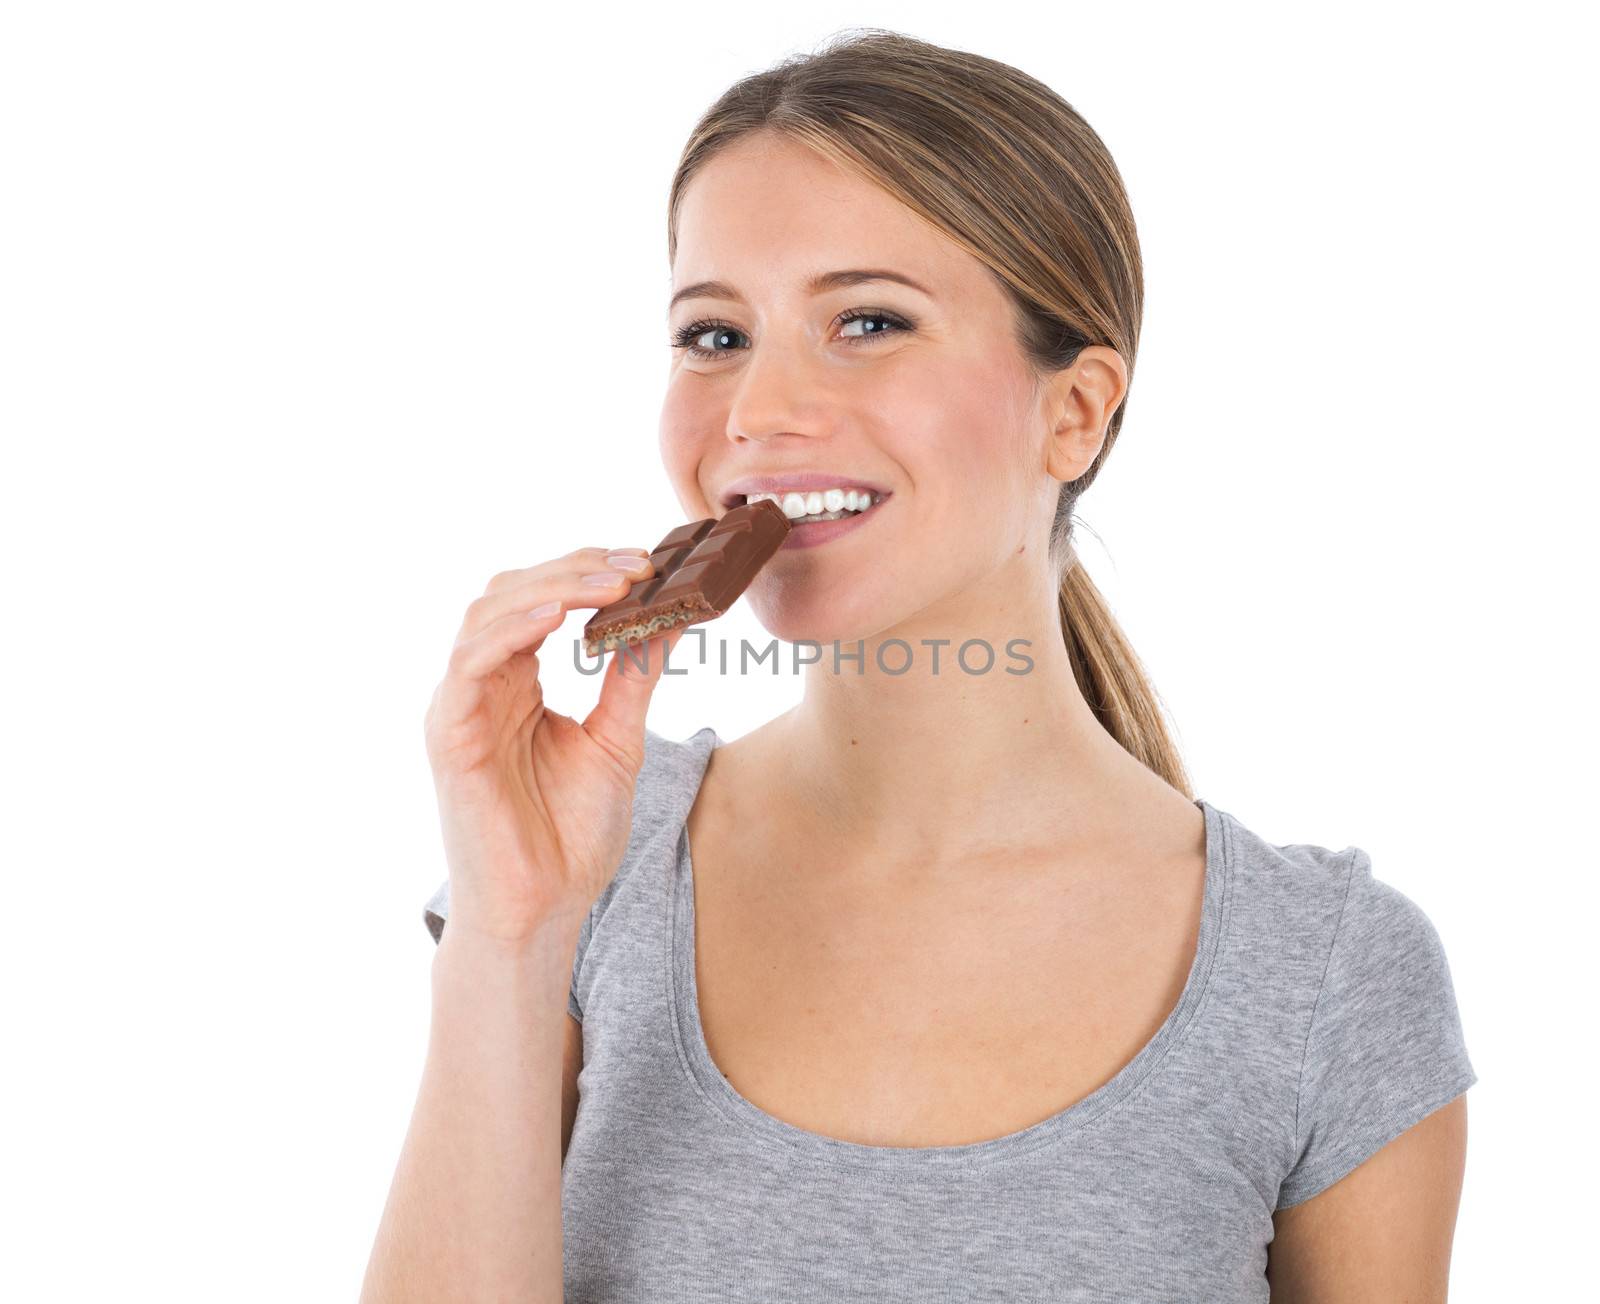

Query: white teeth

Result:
[740,486,881,521]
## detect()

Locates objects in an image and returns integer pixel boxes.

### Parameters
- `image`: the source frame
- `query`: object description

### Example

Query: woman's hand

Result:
[422,546,686,944]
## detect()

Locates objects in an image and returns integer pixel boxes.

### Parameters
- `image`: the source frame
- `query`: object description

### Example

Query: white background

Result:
[3,2,1593,1298]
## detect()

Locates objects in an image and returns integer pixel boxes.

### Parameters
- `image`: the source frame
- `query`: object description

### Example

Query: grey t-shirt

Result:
[422,726,1477,1302]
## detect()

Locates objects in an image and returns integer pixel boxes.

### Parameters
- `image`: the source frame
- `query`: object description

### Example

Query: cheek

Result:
[890,356,1035,533]
[658,397,713,515]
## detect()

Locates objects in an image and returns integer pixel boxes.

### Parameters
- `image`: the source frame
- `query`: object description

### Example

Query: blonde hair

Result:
[667,27,1192,797]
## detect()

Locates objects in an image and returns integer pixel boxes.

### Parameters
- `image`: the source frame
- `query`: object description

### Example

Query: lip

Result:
[776,492,890,549]
[717,471,890,511]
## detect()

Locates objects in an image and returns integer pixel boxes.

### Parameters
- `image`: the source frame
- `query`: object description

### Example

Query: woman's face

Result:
[661,132,1088,648]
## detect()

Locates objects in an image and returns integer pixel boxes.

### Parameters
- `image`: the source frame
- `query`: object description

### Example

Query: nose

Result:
[723,335,835,446]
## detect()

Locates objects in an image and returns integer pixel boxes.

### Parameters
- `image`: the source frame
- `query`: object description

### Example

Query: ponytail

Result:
[1057,544,1192,797]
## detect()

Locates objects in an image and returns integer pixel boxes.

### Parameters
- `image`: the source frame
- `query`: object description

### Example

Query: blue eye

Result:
[670,308,914,360]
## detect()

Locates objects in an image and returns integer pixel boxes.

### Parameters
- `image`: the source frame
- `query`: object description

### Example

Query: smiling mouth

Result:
[726,488,888,524]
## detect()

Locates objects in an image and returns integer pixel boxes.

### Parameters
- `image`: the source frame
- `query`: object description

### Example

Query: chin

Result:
[747,597,899,654]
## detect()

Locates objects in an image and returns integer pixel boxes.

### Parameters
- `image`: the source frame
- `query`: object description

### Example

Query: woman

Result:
[362,30,1476,1303]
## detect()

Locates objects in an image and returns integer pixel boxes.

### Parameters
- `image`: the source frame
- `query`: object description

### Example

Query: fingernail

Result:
[582,571,626,587]
[605,553,650,574]
[528,600,562,618]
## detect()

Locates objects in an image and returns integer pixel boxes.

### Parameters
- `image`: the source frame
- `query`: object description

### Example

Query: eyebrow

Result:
[667,268,933,315]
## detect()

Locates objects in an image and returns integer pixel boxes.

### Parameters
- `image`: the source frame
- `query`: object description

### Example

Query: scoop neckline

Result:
[665,727,1235,1171]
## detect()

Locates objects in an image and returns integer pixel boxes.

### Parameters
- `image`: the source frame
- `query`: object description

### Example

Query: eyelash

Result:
[671,308,915,360]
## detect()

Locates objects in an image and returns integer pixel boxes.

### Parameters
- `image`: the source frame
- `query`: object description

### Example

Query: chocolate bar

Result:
[582,498,791,657]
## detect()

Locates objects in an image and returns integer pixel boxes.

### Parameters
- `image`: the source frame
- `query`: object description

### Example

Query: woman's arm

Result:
[1266,1092,1470,1301]
[359,913,584,1304]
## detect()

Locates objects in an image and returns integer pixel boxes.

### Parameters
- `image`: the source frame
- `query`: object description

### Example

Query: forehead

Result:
[672,134,975,299]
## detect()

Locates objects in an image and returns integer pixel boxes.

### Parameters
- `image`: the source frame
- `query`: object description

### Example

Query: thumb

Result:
[581,624,689,765]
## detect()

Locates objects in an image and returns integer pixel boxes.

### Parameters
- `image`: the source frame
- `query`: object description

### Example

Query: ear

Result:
[1041,345,1128,484]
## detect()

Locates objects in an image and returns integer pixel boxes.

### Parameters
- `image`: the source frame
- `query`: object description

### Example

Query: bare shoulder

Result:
[1268,1092,1470,1301]
[690,719,789,831]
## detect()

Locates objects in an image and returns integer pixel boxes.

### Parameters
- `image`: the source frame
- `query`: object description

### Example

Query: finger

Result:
[463,552,655,639]
[435,596,567,704]
[481,546,653,597]
[427,597,572,741]
[582,624,690,765]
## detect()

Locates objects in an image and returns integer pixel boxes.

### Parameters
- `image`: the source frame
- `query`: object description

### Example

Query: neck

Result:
[759,565,1153,867]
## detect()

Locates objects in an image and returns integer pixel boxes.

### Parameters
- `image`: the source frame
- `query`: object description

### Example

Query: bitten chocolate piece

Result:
[582,498,792,657]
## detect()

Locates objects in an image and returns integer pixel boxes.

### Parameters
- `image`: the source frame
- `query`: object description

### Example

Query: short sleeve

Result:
[421,878,592,1024]
[1275,851,1477,1211]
